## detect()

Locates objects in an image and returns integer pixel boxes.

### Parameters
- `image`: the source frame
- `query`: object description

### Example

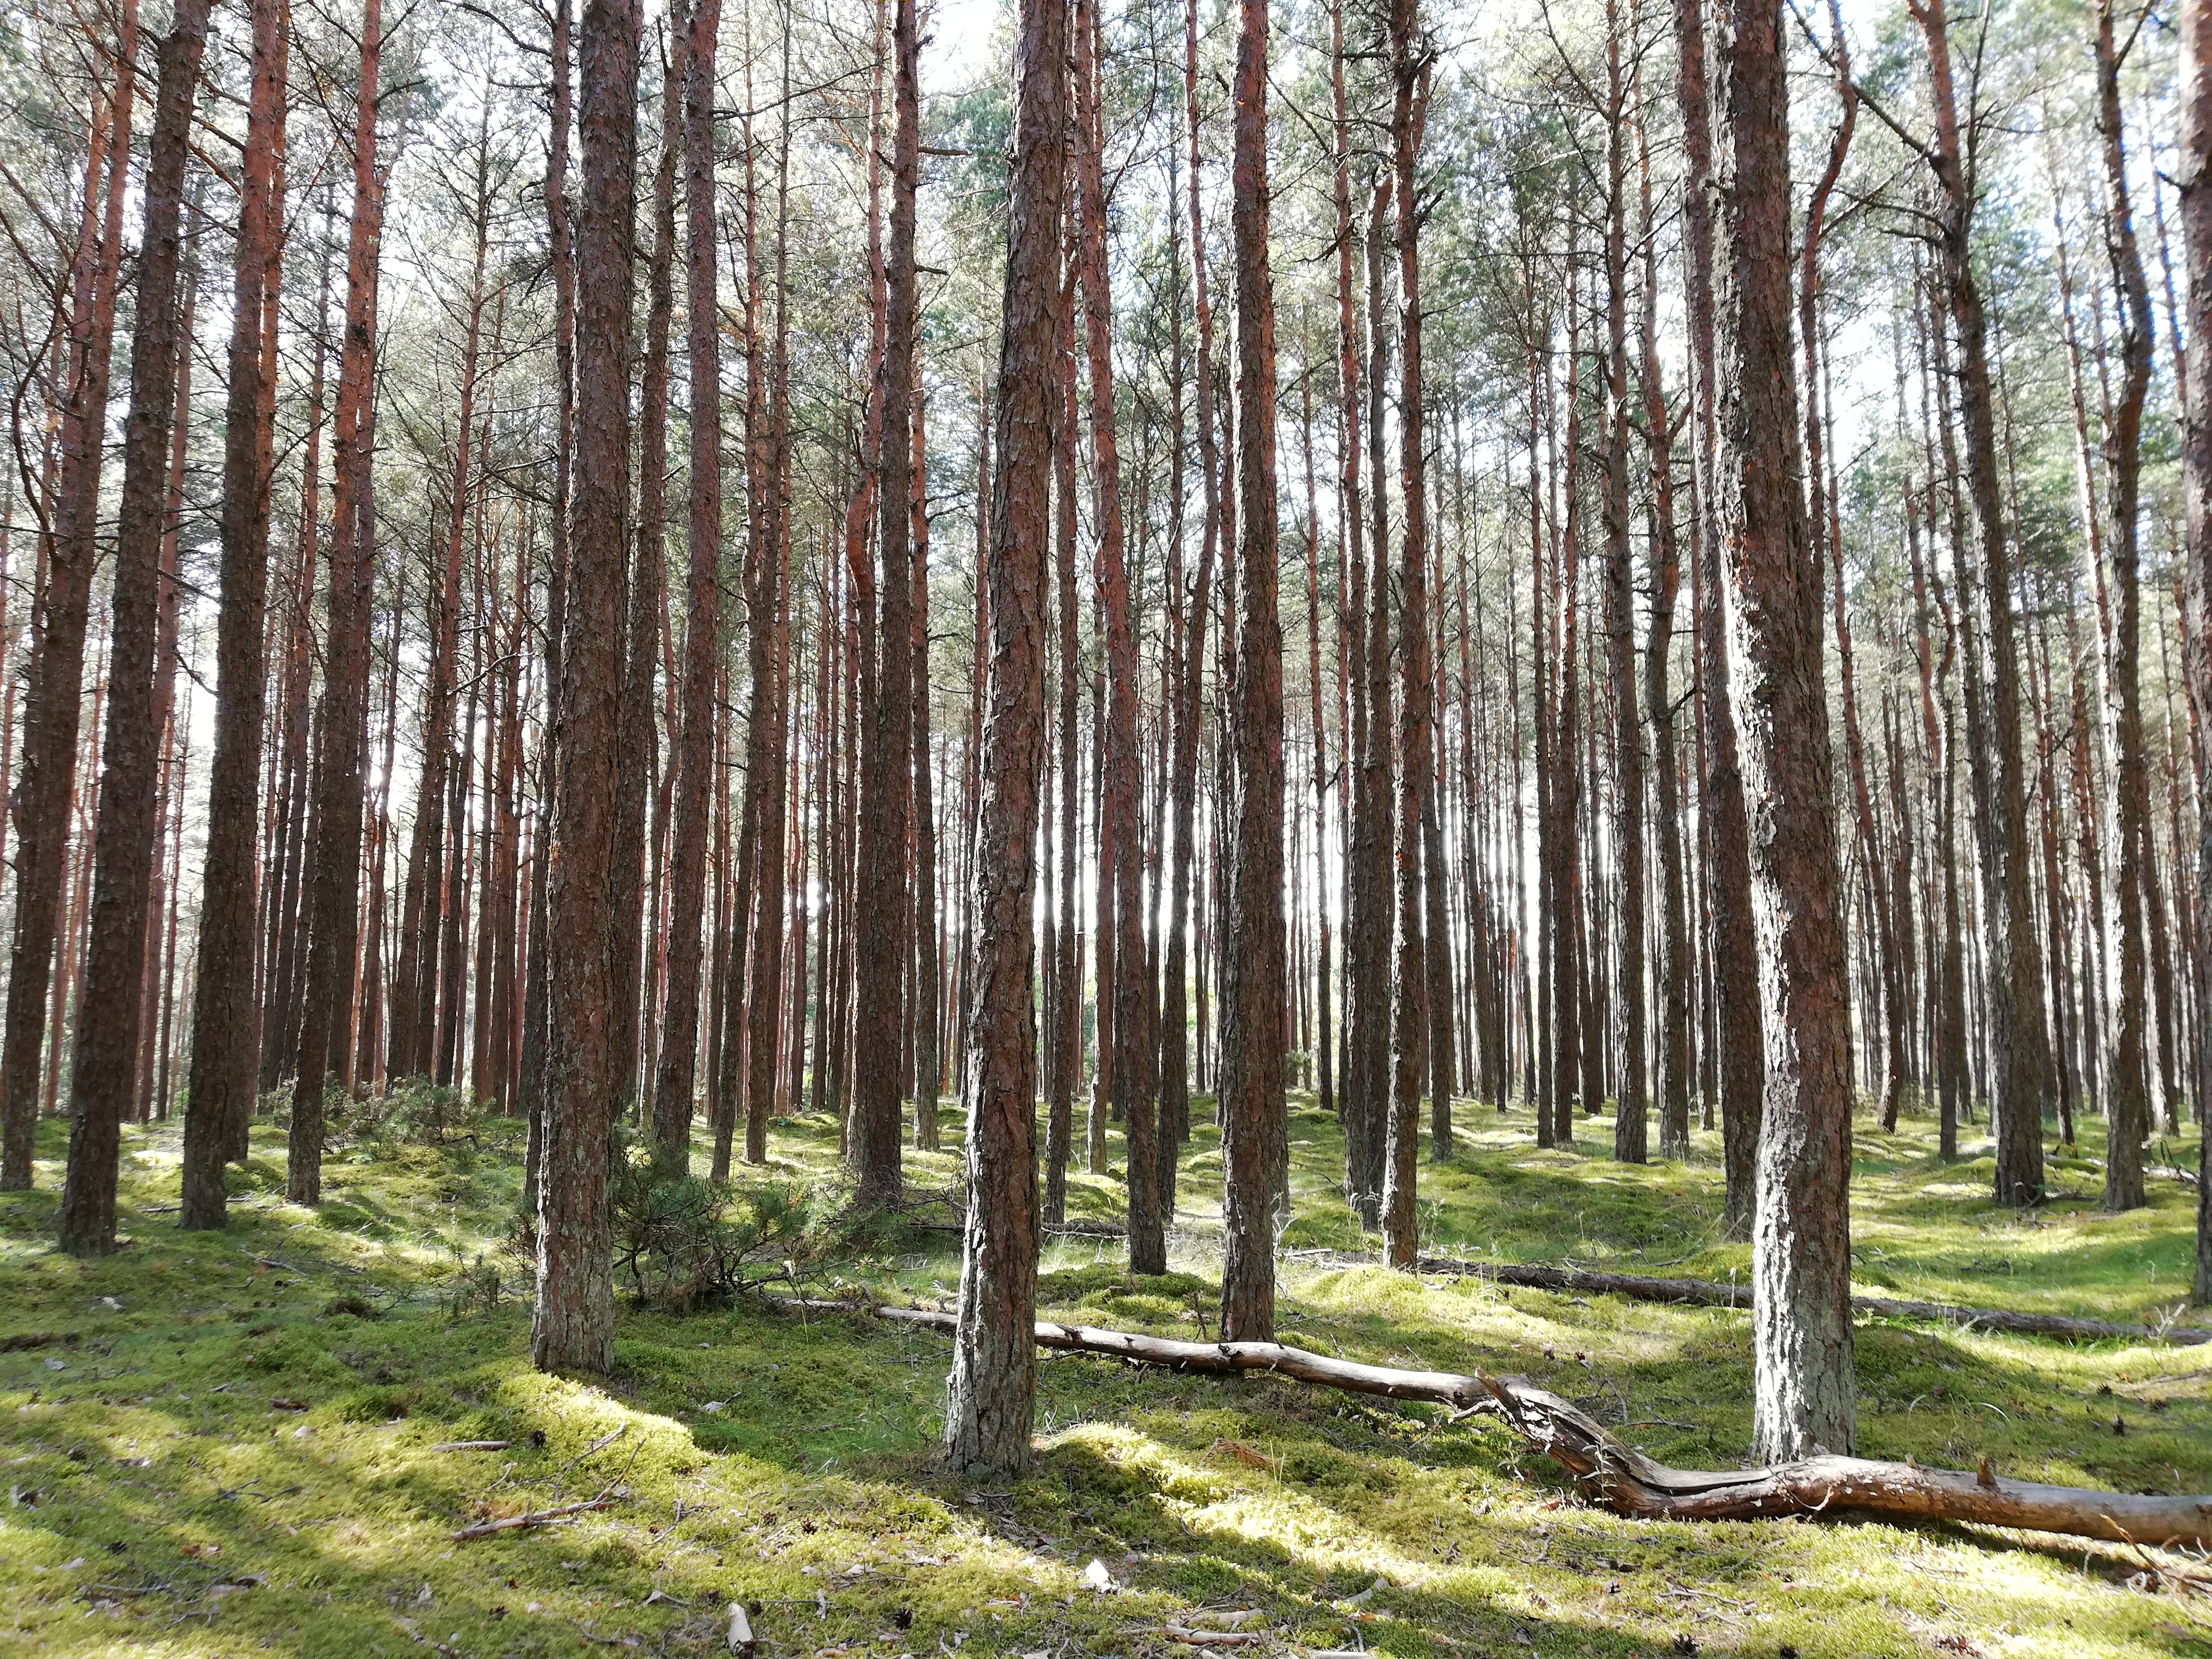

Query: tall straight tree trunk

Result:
[1636,86,1691,1160]
[943,0,1061,1477]
[258,228,325,1099]
[2093,0,2156,1213]
[58,0,211,1255]
[1599,0,1647,1168]
[651,0,722,1174]
[1675,0,1761,1228]
[1329,0,1373,1209]
[533,0,640,1374]
[522,0,577,1213]
[1071,0,1157,1273]
[852,0,919,1208]
[719,79,770,1175]
[395,129,497,1087]
[1551,272,1585,1150]
[1302,385,1334,1125]
[1156,56,1209,1205]
[746,135,795,1163]
[1,8,134,1191]
[2186,0,2212,1297]
[137,221,196,1126]
[1043,262,1080,1220]
[611,43,677,1119]
[289,0,384,1206]
[1351,179,1397,1215]
[910,393,940,1150]
[1218,0,1285,1338]
[1911,0,2046,1207]
[1713,0,1856,1463]
[1381,0,1435,1263]
[180,0,286,1226]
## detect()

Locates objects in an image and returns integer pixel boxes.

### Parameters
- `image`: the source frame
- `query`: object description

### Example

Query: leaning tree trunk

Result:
[1713,0,1857,1465]
[942,0,1062,1478]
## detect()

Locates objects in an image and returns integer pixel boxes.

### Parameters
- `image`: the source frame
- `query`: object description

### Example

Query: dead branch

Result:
[764,1297,2212,1549]
[448,1495,615,1540]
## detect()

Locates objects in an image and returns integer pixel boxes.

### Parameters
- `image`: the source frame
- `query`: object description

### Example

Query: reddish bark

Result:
[58,0,211,1255]
[533,0,641,1374]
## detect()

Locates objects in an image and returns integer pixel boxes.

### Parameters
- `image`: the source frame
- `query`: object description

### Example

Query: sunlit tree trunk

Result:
[943,0,1062,1477]
[1713,0,1856,1463]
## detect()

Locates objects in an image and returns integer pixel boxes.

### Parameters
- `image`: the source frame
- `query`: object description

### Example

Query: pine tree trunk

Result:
[911,396,940,1152]
[289,0,384,1206]
[651,0,723,1174]
[0,13,135,1192]
[1912,0,2047,1207]
[2175,0,2211,1297]
[58,0,210,1254]
[1598,5,1646,1169]
[1713,0,1856,1463]
[851,0,918,1208]
[943,0,1060,1476]
[2093,0,2156,1213]
[533,0,639,1374]
[1218,0,1285,1335]
[1672,0,1761,1228]
[522,0,577,1214]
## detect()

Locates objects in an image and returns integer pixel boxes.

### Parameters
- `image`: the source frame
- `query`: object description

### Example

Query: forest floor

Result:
[3,1092,2211,1659]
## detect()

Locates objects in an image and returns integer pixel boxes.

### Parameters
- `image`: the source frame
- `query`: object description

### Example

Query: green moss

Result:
[0,1101,2206,1656]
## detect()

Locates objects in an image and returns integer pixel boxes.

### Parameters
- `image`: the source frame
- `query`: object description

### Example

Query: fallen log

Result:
[769,1297,2212,1549]
[1283,1249,2212,1348]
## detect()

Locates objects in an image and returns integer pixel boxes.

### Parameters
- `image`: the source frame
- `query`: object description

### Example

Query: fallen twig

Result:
[1164,1626,1262,1646]
[556,1424,627,1477]
[449,1495,616,1540]
[430,1440,513,1453]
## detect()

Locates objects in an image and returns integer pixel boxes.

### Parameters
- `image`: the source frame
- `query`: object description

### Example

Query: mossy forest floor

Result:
[4,1092,2212,1658]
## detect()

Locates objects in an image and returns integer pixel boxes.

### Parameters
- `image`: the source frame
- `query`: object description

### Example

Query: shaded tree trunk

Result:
[851,0,919,1208]
[59,0,211,1255]
[0,8,135,1192]
[289,0,385,1205]
[533,0,640,1374]
[651,0,723,1175]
